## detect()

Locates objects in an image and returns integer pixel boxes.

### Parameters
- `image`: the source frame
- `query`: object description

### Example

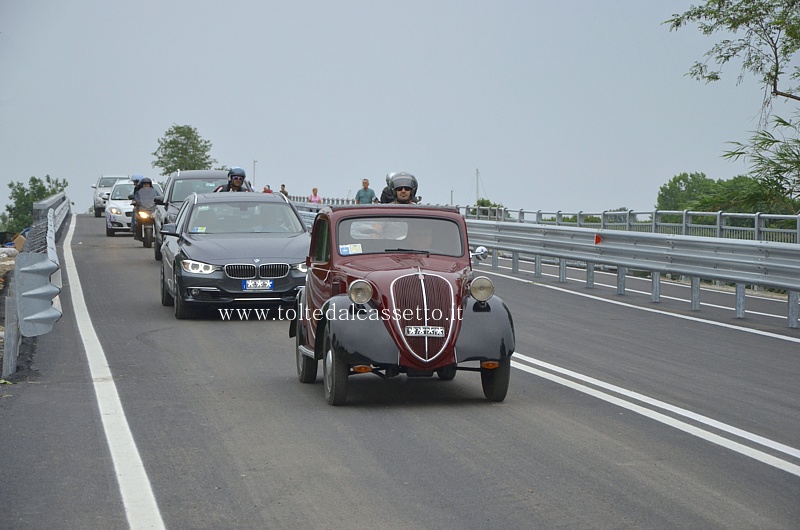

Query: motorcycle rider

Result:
[389,172,418,204]
[133,178,157,241]
[215,167,250,192]
[379,172,397,204]
[130,175,143,235]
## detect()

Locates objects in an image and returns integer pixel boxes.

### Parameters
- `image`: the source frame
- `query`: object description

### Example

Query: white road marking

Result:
[64,217,165,530]
[510,357,800,477]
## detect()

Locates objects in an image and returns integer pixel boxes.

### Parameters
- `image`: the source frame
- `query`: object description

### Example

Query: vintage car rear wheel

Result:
[436,365,457,381]
[323,327,348,406]
[480,358,510,402]
[296,320,318,383]
[160,265,173,306]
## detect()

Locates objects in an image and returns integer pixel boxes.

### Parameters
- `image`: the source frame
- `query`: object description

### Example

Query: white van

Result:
[92,175,128,217]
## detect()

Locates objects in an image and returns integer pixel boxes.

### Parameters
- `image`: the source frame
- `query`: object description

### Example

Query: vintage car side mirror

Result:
[471,246,489,261]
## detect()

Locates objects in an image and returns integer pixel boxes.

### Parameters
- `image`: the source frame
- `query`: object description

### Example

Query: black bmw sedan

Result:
[159,192,310,319]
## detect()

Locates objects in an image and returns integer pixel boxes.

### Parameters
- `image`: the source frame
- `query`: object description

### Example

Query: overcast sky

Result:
[1,1,796,214]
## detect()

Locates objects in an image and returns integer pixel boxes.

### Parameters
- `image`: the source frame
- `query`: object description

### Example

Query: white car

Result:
[105,180,163,236]
[92,175,128,217]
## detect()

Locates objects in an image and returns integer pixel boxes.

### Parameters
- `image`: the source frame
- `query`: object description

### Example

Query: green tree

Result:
[723,111,800,209]
[151,124,217,176]
[0,175,69,234]
[656,172,719,210]
[666,0,800,116]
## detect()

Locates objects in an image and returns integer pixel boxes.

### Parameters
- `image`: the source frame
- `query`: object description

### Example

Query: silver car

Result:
[92,175,128,217]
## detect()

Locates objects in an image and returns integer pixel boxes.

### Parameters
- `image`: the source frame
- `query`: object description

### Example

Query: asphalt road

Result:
[1,213,798,529]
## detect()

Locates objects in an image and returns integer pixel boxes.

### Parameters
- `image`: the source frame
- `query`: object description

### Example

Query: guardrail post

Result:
[534,255,542,278]
[651,272,660,302]
[3,276,21,378]
[735,283,746,319]
[586,262,594,288]
[788,291,798,329]
[491,247,499,270]
[559,259,566,283]
[511,251,519,273]
[616,267,627,295]
[691,277,701,311]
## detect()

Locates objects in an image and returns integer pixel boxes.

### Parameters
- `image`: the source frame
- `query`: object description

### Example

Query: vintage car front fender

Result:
[455,296,515,362]
[322,295,400,365]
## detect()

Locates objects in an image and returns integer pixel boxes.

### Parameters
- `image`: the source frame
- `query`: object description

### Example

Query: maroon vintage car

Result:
[289,204,515,405]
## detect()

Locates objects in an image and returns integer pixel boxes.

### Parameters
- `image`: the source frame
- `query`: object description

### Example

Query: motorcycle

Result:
[130,187,158,248]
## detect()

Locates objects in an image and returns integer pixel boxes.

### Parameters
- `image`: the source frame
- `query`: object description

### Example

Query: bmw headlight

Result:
[469,276,494,302]
[108,207,122,215]
[292,262,308,274]
[348,279,373,304]
[181,259,217,274]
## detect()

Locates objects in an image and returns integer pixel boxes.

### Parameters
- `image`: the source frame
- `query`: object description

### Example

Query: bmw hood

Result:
[183,233,310,264]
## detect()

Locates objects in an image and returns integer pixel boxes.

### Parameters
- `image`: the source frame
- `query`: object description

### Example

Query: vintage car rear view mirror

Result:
[471,246,489,260]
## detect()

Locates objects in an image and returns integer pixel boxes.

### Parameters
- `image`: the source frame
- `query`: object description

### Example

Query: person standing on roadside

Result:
[355,178,377,204]
[308,187,322,203]
[280,184,289,197]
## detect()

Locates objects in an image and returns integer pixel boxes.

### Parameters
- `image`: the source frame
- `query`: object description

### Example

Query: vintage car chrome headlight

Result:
[292,262,308,274]
[348,279,373,304]
[469,276,494,302]
[181,259,217,275]
[108,206,122,215]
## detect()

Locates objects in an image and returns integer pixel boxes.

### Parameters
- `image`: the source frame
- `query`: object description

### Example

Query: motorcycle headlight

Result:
[137,210,151,219]
[291,262,308,274]
[108,207,122,215]
[348,279,373,304]
[469,276,494,302]
[181,259,217,274]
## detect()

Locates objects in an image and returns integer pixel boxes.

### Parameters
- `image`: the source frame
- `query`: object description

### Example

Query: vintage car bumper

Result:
[318,294,515,369]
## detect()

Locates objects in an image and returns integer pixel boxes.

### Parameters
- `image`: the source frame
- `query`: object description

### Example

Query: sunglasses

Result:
[231,176,244,181]
[396,186,412,192]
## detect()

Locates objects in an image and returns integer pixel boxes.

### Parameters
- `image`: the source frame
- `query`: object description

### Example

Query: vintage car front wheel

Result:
[436,365,457,381]
[480,358,510,402]
[296,321,318,383]
[323,328,349,406]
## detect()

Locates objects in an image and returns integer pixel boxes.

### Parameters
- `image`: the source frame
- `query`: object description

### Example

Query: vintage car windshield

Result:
[337,216,463,256]
[171,178,229,202]
[187,203,305,235]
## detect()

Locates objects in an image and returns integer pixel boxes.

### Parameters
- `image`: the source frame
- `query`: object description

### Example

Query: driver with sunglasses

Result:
[215,167,250,192]
[389,172,418,204]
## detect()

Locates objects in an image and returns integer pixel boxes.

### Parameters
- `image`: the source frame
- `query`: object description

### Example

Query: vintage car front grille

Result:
[391,273,454,363]
[225,264,257,279]
[259,263,290,278]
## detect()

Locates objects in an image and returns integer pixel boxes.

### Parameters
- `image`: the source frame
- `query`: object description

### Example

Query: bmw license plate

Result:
[243,279,274,291]
[404,326,445,337]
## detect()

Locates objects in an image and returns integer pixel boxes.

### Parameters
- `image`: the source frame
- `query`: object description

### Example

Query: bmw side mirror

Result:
[471,246,489,261]
[161,223,179,237]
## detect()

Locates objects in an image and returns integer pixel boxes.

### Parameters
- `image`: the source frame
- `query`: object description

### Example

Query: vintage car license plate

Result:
[242,279,274,291]
[404,326,445,337]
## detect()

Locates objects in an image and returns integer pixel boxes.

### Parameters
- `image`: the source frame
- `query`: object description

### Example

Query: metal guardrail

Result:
[460,207,800,244]
[290,198,800,244]
[2,196,70,378]
[291,201,800,328]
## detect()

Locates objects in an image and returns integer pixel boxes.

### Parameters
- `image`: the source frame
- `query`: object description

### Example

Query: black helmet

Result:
[228,167,246,180]
[389,172,418,203]
[140,177,152,185]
